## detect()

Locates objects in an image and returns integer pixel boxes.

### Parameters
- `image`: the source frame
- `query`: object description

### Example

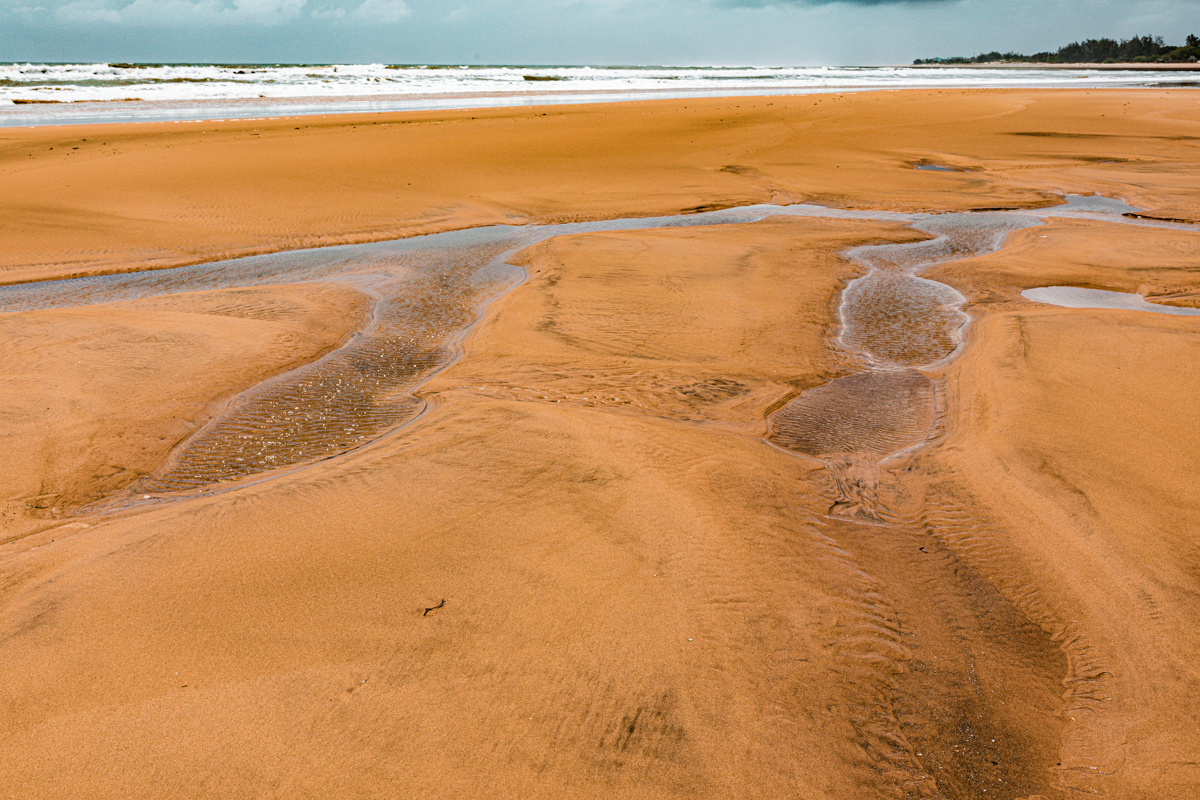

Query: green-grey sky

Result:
[2,0,1197,65]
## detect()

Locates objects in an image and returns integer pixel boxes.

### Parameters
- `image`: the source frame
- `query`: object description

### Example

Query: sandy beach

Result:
[2,88,1200,799]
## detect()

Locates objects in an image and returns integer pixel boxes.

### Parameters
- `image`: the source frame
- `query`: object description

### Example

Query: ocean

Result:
[2,62,1196,127]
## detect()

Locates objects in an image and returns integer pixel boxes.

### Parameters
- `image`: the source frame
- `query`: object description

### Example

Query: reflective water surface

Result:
[1023,286,1200,316]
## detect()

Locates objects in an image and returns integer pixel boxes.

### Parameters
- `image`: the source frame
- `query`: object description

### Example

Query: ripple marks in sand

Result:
[916,490,1115,797]
[840,273,967,367]
[137,341,436,493]
[838,214,1036,368]
[767,213,1042,518]
[768,370,934,461]
[136,245,519,494]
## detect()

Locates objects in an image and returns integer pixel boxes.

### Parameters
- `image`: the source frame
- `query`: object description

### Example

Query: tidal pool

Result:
[1022,286,1200,316]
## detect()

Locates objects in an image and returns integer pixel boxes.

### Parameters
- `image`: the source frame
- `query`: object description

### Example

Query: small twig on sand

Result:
[423,599,447,616]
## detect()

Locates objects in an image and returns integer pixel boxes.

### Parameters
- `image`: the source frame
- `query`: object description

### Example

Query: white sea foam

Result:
[1,63,1195,126]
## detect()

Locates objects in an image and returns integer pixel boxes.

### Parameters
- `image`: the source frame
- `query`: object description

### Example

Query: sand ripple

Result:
[135,243,520,494]
[768,370,934,460]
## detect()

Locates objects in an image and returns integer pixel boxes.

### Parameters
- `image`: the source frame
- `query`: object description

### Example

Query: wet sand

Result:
[917,220,1200,795]
[2,90,1200,799]
[0,282,370,519]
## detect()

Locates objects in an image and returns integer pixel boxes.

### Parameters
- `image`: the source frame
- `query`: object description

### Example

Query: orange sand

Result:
[0,282,369,524]
[3,89,1200,285]
[2,90,1200,799]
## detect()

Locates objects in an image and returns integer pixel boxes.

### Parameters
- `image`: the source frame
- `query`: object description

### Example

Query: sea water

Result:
[3,62,1196,127]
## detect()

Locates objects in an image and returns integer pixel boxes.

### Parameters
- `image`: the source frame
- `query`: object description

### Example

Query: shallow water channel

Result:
[765,194,1197,517]
[768,212,1037,461]
[0,195,1189,506]
[0,203,913,502]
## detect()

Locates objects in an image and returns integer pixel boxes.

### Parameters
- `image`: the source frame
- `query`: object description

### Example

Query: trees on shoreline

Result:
[915,34,1200,65]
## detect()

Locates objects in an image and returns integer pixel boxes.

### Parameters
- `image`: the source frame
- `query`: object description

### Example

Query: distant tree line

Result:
[915,34,1200,65]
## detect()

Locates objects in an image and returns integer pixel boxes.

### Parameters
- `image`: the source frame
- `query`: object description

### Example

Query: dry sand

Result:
[2,89,1200,799]
[4,88,1200,285]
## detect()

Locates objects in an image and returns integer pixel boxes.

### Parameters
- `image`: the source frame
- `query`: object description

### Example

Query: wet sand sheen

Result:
[768,369,935,460]
[764,194,1200,792]
[765,193,1188,476]
[2,214,1077,798]
[134,241,521,495]
[765,211,1044,509]
[0,282,374,518]
[5,204,860,502]
[6,88,1200,287]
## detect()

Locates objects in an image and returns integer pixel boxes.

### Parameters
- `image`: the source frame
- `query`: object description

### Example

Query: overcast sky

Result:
[1,0,1197,65]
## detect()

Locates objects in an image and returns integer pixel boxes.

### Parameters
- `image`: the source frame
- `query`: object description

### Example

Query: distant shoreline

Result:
[906,62,1200,71]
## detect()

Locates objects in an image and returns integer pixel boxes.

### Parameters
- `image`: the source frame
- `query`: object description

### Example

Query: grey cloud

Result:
[721,0,959,6]
[21,0,413,26]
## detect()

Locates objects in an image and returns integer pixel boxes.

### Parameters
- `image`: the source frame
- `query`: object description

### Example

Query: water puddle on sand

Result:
[1,194,1193,510]
[1023,286,1200,316]
[3,190,1196,798]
